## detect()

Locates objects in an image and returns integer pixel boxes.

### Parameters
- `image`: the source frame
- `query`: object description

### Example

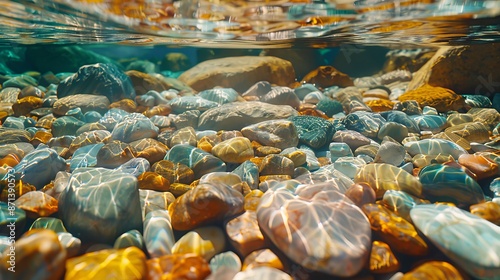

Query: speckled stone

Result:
[404,138,468,160]
[58,168,142,243]
[57,63,136,102]
[12,145,66,189]
[241,119,299,150]
[362,203,428,256]
[65,247,146,280]
[354,163,422,198]
[152,160,194,185]
[165,144,226,179]
[147,253,211,280]
[225,211,265,257]
[418,163,485,207]
[198,101,298,131]
[212,137,254,164]
[411,204,500,279]
[289,115,335,149]
[95,140,136,168]
[168,182,244,231]
[52,94,110,116]
[1,229,66,280]
[256,180,371,277]
[143,210,175,258]
[111,113,159,143]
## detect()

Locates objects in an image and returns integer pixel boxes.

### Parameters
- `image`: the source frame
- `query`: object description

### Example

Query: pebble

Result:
[171,226,225,261]
[147,253,211,280]
[404,138,468,160]
[212,137,254,164]
[143,210,175,258]
[241,119,299,150]
[52,94,110,116]
[289,115,335,148]
[111,113,159,143]
[113,229,145,250]
[95,140,136,168]
[165,144,226,179]
[225,211,265,257]
[401,261,464,280]
[411,204,500,279]
[368,241,400,274]
[168,126,197,147]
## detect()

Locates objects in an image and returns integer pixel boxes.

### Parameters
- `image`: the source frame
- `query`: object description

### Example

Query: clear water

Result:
[0,0,498,48]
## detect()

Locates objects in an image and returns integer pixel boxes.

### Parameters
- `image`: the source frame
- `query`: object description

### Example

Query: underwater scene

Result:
[0,0,500,279]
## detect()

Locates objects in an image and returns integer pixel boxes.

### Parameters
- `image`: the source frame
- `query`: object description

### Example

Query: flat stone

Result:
[362,203,428,256]
[445,121,490,144]
[401,261,464,280]
[114,157,150,177]
[418,163,485,207]
[469,108,500,130]
[300,65,354,88]
[289,115,335,149]
[178,56,295,92]
[329,142,353,162]
[354,163,422,198]
[165,144,226,179]
[233,267,292,280]
[169,182,244,231]
[125,70,172,95]
[458,153,499,180]
[12,96,43,117]
[57,63,136,103]
[256,180,371,277]
[199,88,239,104]
[69,143,104,171]
[111,113,159,143]
[1,229,66,280]
[258,154,295,177]
[52,94,110,116]
[260,86,300,108]
[212,137,254,164]
[411,204,500,279]
[380,110,420,133]
[13,145,66,189]
[58,168,142,243]
[198,101,297,131]
[377,121,409,142]
[332,130,371,151]
[65,247,147,280]
[241,120,299,150]
[404,138,468,160]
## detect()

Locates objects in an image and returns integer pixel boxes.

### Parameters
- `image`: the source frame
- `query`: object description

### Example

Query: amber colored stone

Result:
[143,104,172,118]
[367,241,399,274]
[14,191,58,219]
[0,153,21,167]
[31,130,53,146]
[138,171,170,192]
[169,183,195,197]
[362,203,428,256]
[317,156,332,166]
[297,107,330,119]
[12,96,43,116]
[242,249,284,271]
[255,146,281,157]
[401,261,464,280]
[1,180,36,202]
[244,189,264,211]
[300,66,354,88]
[345,182,376,208]
[365,99,395,112]
[259,175,292,183]
[35,115,56,129]
[152,160,195,185]
[226,211,266,257]
[65,247,147,280]
[109,98,137,113]
[147,253,211,280]
[458,153,499,180]
[197,136,214,153]
[398,84,465,113]
[470,201,500,225]
[2,229,66,280]
[126,70,172,95]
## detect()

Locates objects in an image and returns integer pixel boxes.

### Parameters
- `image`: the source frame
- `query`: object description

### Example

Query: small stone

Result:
[169,96,219,114]
[12,96,43,117]
[362,203,428,256]
[445,121,490,144]
[1,229,66,280]
[469,108,500,130]
[411,204,500,279]
[289,115,335,149]
[165,144,226,179]
[404,138,468,160]
[381,110,420,133]
[52,94,110,115]
[242,249,284,271]
[3,74,37,89]
[143,210,175,258]
[398,84,465,113]
[212,137,254,164]
[126,70,172,95]
[332,130,371,151]
[138,171,170,192]
[232,161,259,190]
[470,201,500,225]
[147,253,211,280]
[95,140,136,168]
[458,153,499,180]
[0,153,21,168]
[365,99,395,112]
[354,163,422,198]
[169,182,244,231]
[258,154,295,177]
[329,142,353,162]
[111,113,159,143]
[58,232,81,258]
[344,182,376,208]
[368,241,399,274]
[199,88,239,105]
[109,98,137,113]
[301,65,354,88]
[169,126,198,147]
[57,63,136,102]
[401,261,464,280]
[316,98,344,117]
[51,116,85,137]
[152,160,194,185]
[209,251,241,278]
[65,247,147,280]
[241,119,299,150]
[233,267,292,280]
[226,211,265,257]
[373,138,406,166]
[0,201,26,236]
[260,86,300,108]
[129,138,168,165]
[171,226,225,261]
[29,217,67,233]
[382,190,429,222]
[69,144,103,171]
[377,121,408,142]
[69,130,111,154]
[13,146,66,189]
[344,111,385,138]
[244,190,264,211]
[139,189,175,219]
[114,229,145,250]
[334,156,367,179]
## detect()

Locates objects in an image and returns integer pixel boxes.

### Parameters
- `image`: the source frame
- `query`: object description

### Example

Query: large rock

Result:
[408,44,500,94]
[178,56,296,92]
[198,101,297,131]
[57,63,135,103]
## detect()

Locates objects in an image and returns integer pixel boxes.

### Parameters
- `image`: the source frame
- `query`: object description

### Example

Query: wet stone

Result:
[362,203,428,256]
[382,190,429,222]
[198,88,238,104]
[344,111,385,138]
[171,226,225,261]
[111,113,159,143]
[404,138,468,160]
[445,121,490,144]
[169,182,244,231]
[99,108,129,130]
[258,154,295,177]
[114,157,150,177]
[165,144,226,179]
[232,160,259,190]
[470,201,500,225]
[398,84,465,113]
[30,217,67,233]
[58,168,142,243]
[225,211,265,257]
[147,253,211,280]
[212,137,254,164]
[144,210,175,258]
[172,109,200,129]
[138,171,170,192]
[469,107,500,129]
[139,189,175,219]
[0,153,21,168]
[332,129,371,151]
[209,251,241,279]
[51,116,86,137]
[378,121,409,142]
[69,143,104,171]
[373,138,406,166]
[109,98,137,113]
[380,110,421,133]
[52,94,110,116]
[289,115,335,149]
[0,128,31,145]
[260,86,300,108]
[458,153,499,180]
[241,119,299,150]
[57,63,136,102]
[316,98,344,117]
[169,96,219,114]
[65,247,147,280]
[234,267,292,280]
[129,138,168,165]
[113,229,145,250]
[95,140,136,168]
[419,163,485,207]
[3,74,37,89]
[58,232,82,258]
[0,201,26,236]
[344,182,376,208]
[368,241,400,274]
[242,249,284,271]
[411,204,500,279]
[152,160,194,185]
[69,129,111,154]
[169,126,197,147]
[329,142,353,162]
[401,261,464,280]
[354,163,422,198]
[256,181,371,277]
[2,116,25,129]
